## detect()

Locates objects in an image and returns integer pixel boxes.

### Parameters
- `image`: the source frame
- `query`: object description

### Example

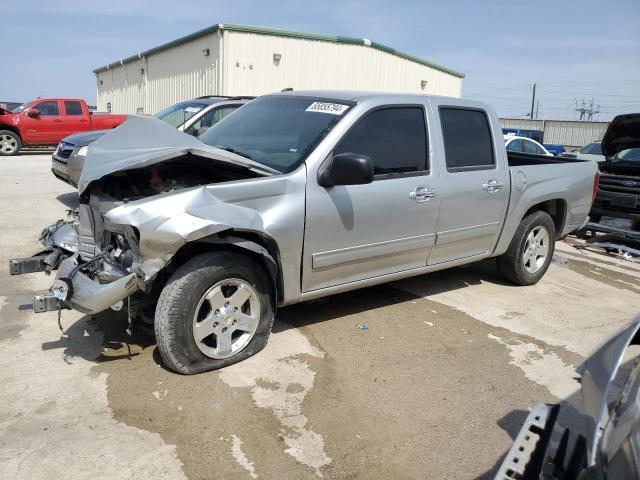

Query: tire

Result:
[0,130,21,156]
[154,251,275,374]
[497,211,556,286]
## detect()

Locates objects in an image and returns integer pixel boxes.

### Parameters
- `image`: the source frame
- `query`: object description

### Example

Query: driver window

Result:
[333,107,428,178]
[34,101,60,116]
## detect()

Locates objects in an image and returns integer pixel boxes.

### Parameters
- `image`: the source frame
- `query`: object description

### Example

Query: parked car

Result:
[565,141,606,162]
[0,101,22,111]
[495,315,640,480]
[11,91,598,374]
[590,114,640,223]
[51,96,252,186]
[504,135,553,156]
[501,128,565,156]
[0,98,127,156]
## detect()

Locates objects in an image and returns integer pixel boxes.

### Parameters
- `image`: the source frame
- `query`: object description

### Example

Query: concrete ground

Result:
[1,153,639,480]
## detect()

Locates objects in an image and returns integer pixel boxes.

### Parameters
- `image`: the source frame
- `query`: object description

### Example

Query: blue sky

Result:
[2,0,639,120]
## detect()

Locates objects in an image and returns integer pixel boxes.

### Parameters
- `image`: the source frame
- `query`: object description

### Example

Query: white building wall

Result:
[222,31,461,97]
[96,33,220,114]
[96,27,462,114]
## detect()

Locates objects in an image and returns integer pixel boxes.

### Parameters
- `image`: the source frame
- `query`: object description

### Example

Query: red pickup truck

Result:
[0,98,127,156]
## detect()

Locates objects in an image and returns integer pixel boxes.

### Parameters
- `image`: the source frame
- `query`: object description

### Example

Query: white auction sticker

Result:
[305,102,349,115]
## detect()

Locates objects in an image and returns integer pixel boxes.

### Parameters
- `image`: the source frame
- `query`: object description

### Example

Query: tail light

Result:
[592,171,600,204]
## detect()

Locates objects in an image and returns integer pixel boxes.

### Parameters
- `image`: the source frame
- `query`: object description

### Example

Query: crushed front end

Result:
[10,206,143,315]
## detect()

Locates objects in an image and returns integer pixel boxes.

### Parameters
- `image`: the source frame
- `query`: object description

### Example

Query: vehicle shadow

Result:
[275,259,504,332]
[41,310,155,364]
[18,149,54,156]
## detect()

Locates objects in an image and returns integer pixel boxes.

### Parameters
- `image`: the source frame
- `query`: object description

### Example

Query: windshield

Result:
[580,142,603,155]
[199,95,354,173]
[11,101,35,113]
[611,148,640,164]
[154,101,209,128]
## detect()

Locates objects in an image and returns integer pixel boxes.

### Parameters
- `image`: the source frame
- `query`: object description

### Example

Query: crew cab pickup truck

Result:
[0,98,127,156]
[10,91,598,374]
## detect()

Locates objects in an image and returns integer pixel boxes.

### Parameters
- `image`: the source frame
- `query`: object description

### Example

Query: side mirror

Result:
[27,108,41,117]
[318,152,374,187]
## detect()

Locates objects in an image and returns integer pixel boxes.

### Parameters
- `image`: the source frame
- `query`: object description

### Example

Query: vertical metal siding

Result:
[96,31,462,114]
[222,31,461,97]
[96,34,220,114]
[499,118,609,148]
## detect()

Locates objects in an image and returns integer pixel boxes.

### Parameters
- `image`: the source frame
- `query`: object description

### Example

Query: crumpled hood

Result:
[602,113,640,158]
[78,115,278,194]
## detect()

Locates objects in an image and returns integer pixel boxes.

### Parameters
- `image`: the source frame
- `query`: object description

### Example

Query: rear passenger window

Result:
[440,108,494,170]
[523,140,542,154]
[64,101,83,115]
[334,107,428,177]
[506,139,522,152]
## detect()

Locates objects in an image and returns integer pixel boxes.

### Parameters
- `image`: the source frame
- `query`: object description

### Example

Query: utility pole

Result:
[530,83,536,119]
[575,98,600,121]
[535,100,539,119]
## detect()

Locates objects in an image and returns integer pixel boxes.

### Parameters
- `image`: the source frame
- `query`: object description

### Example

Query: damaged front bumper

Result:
[10,217,140,315]
[32,254,139,314]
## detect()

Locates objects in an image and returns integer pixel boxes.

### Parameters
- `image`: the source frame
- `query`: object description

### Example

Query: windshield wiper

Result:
[215,145,253,160]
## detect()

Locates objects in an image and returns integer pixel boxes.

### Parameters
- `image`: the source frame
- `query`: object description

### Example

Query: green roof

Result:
[93,23,464,78]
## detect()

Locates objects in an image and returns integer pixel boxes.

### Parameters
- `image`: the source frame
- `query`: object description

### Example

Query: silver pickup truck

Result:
[10,91,598,374]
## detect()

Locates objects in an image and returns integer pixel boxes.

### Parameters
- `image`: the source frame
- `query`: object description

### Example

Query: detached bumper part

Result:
[32,255,139,315]
[33,291,61,313]
[9,249,62,275]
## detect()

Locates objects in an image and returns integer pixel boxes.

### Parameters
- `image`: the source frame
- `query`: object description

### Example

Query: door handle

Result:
[482,179,504,193]
[409,186,437,202]
[53,119,62,123]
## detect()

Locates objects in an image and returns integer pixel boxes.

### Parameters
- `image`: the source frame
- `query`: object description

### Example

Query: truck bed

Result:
[507,151,587,167]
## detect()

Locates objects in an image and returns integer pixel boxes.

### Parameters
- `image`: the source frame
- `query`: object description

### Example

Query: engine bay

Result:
[91,154,264,202]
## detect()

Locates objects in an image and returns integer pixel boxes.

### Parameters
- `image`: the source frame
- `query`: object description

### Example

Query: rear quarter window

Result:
[440,107,495,171]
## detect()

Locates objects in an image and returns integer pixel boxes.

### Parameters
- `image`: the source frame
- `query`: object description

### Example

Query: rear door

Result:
[428,106,509,265]
[303,105,441,291]
[62,100,90,136]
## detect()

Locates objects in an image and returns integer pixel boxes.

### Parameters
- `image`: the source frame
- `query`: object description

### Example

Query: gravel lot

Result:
[1,153,639,479]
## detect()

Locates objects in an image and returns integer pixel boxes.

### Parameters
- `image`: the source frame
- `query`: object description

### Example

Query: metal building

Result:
[93,23,464,114]
[500,118,609,149]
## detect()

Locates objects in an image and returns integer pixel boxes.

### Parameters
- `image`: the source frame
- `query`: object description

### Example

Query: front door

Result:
[428,107,509,265]
[21,100,65,144]
[303,106,440,292]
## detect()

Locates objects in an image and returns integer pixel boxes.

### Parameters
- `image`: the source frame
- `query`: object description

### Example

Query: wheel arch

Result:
[0,124,22,139]
[163,229,284,305]
[523,198,567,239]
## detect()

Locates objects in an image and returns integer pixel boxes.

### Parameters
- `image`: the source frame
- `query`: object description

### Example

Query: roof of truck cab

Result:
[275,90,454,101]
[273,90,490,109]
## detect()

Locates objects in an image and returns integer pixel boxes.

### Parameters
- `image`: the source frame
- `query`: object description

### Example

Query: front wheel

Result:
[0,130,21,156]
[497,211,556,286]
[154,251,275,374]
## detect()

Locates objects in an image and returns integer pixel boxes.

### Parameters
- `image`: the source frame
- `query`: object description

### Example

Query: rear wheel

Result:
[0,130,21,156]
[497,211,556,286]
[154,251,275,374]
